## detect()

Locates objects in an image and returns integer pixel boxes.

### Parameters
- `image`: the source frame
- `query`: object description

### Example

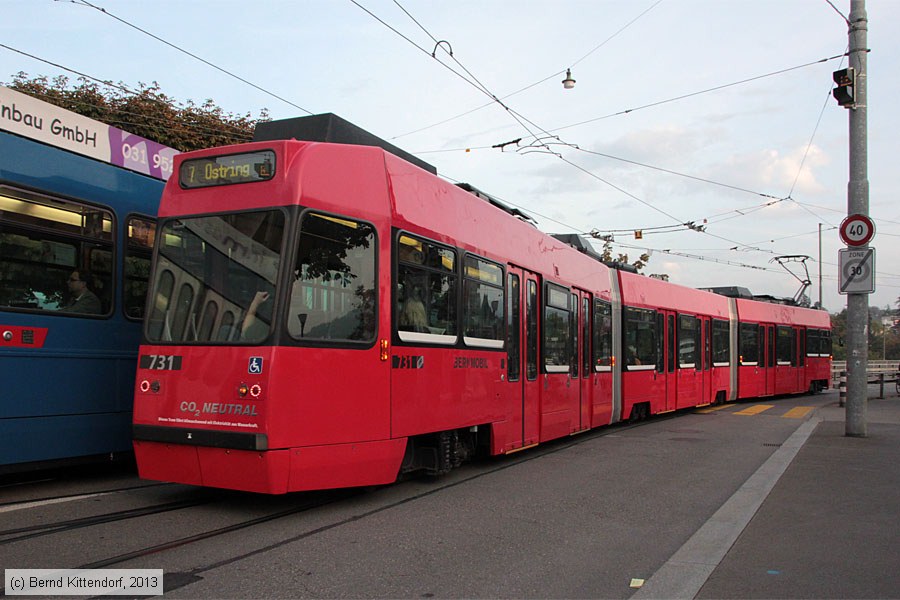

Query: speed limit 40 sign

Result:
[839,214,875,246]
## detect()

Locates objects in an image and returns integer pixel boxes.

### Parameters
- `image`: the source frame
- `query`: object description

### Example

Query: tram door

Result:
[506,266,541,450]
[765,324,776,396]
[661,310,677,411]
[701,317,713,404]
[577,290,592,432]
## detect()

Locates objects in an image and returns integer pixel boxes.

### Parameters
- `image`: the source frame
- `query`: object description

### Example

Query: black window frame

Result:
[776,325,794,365]
[526,279,538,380]
[123,213,157,321]
[542,282,571,373]
[677,314,699,369]
[0,184,115,319]
[395,232,458,346]
[712,318,730,366]
[290,211,378,346]
[462,253,505,349]
[623,306,657,369]
[592,298,613,371]
[506,273,521,382]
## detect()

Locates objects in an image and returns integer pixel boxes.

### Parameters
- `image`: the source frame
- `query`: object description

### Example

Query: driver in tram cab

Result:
[58,269,102,314]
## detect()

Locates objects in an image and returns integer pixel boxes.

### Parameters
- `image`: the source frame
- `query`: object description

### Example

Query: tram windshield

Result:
[146,210,285,343]
[287,212,376,343]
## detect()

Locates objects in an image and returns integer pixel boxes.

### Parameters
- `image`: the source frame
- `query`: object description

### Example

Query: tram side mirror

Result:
[298,313,307,337]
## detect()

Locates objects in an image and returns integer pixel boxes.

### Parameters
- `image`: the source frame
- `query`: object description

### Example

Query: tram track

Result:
[0,482,170,511]
[66,417,669,584]
[0,497,216,544]
[1,413,684,598]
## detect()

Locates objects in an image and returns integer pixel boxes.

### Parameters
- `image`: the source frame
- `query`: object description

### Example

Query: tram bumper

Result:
[133,437,407,494]
[133,440,291,494]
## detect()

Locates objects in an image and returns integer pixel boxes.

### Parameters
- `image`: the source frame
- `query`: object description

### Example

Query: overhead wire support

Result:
[551,52,850,134]
[389,0,665,140]
[360,0,818,265]
[770,255,813,304]
[358,0,556,154]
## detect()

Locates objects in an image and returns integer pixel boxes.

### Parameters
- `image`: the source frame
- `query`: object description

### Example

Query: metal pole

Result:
[845,0,868,437]
[818,223,823,307]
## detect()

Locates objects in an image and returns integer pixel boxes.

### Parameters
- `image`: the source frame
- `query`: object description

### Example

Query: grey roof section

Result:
[253,113,437,175]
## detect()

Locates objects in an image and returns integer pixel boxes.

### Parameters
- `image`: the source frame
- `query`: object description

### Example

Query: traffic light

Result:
[832,67,856,107]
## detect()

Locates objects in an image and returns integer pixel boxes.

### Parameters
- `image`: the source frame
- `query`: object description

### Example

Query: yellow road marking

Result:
[783,406,814,419]
[696,405,730,414]
[734,404,774,416]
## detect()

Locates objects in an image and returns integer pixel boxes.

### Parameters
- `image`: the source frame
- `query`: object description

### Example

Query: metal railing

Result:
[832,360,899,382]
[832,360,899,405]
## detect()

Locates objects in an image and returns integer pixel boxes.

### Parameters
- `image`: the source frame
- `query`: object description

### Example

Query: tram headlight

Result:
[238,383,250,398]
[250,384,262,398]
[140,379,161,393]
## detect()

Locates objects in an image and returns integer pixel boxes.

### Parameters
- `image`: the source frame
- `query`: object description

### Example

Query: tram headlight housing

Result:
[139,379,161,393]
[237,382,263,399]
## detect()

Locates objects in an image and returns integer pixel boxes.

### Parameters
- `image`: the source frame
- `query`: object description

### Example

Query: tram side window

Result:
[290,213,376,343]
[124,216,156,319]
[543,284,570,373]
[656,313,665,373]
[712,319,730,365]
[571,293,579,378]
[678,314,699,368]
[799,329,806,367]
[592,299,612,370]
[821,330,833,357]
[395,234,457,345]
[739,322,759,365]
[776,325,794,365]
[526,280,538,380]
[624,306,656,368]
[582,296,591,377]
[463,255,504,348]
[507,274,520,382]
[0,186,112,316]
[806,329,820,356]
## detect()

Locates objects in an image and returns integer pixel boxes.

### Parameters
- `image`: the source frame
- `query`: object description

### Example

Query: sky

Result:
[1,0,898,314]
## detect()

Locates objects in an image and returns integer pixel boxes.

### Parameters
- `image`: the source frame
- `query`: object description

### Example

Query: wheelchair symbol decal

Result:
[248,357,264,375]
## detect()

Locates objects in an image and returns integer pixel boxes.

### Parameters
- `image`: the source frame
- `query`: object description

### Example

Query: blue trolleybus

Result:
[0,86,177,472]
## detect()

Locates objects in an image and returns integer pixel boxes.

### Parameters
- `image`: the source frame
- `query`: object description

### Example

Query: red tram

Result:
[132,116,831,494]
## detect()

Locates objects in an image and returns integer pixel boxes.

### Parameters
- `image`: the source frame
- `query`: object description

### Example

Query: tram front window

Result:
[288,212,376,343]
[146,210,285,343]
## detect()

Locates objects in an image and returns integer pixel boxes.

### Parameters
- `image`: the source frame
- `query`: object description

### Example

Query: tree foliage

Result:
[3,73,268,152]
[831,305,900,361]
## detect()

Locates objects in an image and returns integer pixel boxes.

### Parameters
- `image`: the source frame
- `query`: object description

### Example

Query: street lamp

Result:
[562,68,576,89]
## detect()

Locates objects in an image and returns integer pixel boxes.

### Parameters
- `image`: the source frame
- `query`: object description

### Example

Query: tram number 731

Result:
[139,354,183,371]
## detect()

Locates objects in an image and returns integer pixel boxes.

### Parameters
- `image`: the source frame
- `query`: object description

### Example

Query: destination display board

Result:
[179,150,276,189]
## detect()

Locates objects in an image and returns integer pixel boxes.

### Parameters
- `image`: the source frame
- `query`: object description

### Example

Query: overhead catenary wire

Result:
[352,0,849,263]
[549,52,849,134]
[12,3,884,296]
[0,44,258,144]
[65,0,314,116]
[389,0,665,141]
